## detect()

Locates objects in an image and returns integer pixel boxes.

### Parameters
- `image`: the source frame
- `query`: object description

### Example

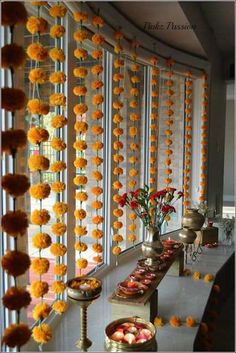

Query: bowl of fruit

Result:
[105,317,157,351]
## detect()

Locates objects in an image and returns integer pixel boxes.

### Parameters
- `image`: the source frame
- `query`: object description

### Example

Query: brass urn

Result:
[179,227,197,244]
[141,226,164,268]
[182,208,205,231]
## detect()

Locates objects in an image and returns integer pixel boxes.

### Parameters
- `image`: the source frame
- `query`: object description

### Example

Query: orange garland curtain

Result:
[149,55,159,191]
[199,72,209,202]
[1,2,32,349]
[48,3,68,315]
[73,8,90,274]
[127,38,140,246]
[26,1,52,345]
[112,29,125,258]
[164,58,175,189]
[90,13,105,265]
[183,71,193,209]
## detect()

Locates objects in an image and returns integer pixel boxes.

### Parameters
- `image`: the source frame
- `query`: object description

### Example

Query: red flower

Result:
[133,189,140,197]
[119,193,127,207]
[177,191,184,197]
[161,205,176,213]
[150,189,167,199]
[130,201,138,209]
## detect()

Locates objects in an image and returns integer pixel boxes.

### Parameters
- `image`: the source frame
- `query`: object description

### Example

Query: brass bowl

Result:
[67,276,102,301]
[105,317,157,352]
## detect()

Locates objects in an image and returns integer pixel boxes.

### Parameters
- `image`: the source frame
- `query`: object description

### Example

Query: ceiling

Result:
[110,1,234,60]
[200,2,235,59]
[112,1,207,58]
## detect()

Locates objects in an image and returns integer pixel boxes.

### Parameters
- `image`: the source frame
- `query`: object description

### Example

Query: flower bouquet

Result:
[119,185,183,234]
[119,185,183,268]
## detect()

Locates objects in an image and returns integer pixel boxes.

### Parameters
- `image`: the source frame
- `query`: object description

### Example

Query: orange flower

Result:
[50,243,67,257]
[32,323,52,344]
[91,156,103,166]
[113,113,123,123]
[169,315,181,327]
[50,25,65,38]
[129,113,139,121]
[49,4,67,17]
[129,126,138,137]
[31,209,50,225]
[113,194,122,203]
[113,167,123,176]
[76,258,88,269]
[128,223,136,231]
[75,191,88,202]
[112,246,121,256]
[114,30,124,40]
[1,250,30,277]
[128,234,137,242]
[91,186,103,196]
[91,171,103,181]
[113,141,123,150]
[1,43,26,69]
[2,2,27,26]
[204,273,214,282]
[193,271,201,280]
[28,155,49,172]
[74,48,88,60]
[92,229,103,240]
[91,201,103,209]
[92,80,104,90]
[27,42,48,61]
[51,181,66,193]
[27,98,50,115]
[73,175,88,186]
[32,233,51,249]
[113,221,123,229]
[50,161,66,173]
[51,281,66,294]
[73,29,88,42]
[33,303,51,321]
[74,242,87,252]
[91,65,103,75]
[92,15,104,27]
[92,33,105,45]
[31,258,49,275]
[30,280,49,298]
[114,58,124,68]
[2,287,31,311]
[2,88,27,112]
[50,93,66,106]
[73,11,88,22]
[53,264,67,276]
[2,324,31,348]
[51,137,66,151]
[130,142,139,151]
[53,202,68,216]
[75,226,87,237]
[129,168,138,177]
[114,44,123,54]
[154,316,164,327]
[113,180,123,190]
[49,71,66,84]
[185,316,196,327]
[74,209,87,220]
[51,115,67,128]
[74,157,87,169]
[73,86,87,96]
[74,121,88,133]
[113,73,124,82]
[113,154,124,163]
[92,110,104,120]
[29,68,48,84]
[26,16,48,34]
[128,213,137,221]
[29,183,50,200]
[92,49,103,60]
[73,103,88,116]
[73,67,88,78]
[92,216,104,225]
[113,127,123,136]
[92,94,104,105]
[73,140,87,151]
[2,173,30,198]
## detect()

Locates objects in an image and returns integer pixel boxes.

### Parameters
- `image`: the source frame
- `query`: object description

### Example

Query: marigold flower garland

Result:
[183,71,193,209]
[1,2,32,349]
[26,1,52,345]
[199,72,209,202]
[149,55,159,191]
[111,28,126,260]
[89,13,106,266]
[164,58,175,189]
[49,2,68,316]
[127,38,140,246]
[73,7,89,274]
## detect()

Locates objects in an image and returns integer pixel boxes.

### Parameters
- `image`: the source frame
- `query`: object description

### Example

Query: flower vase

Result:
[141,226,164,269]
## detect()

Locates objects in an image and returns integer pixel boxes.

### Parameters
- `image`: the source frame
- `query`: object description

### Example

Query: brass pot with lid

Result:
[182,208,205,231]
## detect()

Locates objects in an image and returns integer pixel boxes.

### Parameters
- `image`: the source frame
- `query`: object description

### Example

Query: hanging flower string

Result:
[149,55,159,192]
[199,72,209,202]
[1,2,32,350]
[183,71,193,209]
[164,58,175,191]
[127,38,140,246]
[90,13,105,266]
[26,1,52,345]
[112,29,125,260]
[49,3,68,316]
[73,8,89,275]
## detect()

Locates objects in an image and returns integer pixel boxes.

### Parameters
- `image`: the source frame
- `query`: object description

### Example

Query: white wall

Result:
[223,86,235,204]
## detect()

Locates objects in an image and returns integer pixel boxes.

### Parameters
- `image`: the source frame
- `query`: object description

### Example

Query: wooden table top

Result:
[108,244,184,306]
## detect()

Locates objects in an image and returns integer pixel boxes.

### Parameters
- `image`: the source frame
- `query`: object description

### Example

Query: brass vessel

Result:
[67,277,102,351]
[141,226,164,268]
[104,317,157,352]
[179,227,197,244]
[182,208,205,231]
